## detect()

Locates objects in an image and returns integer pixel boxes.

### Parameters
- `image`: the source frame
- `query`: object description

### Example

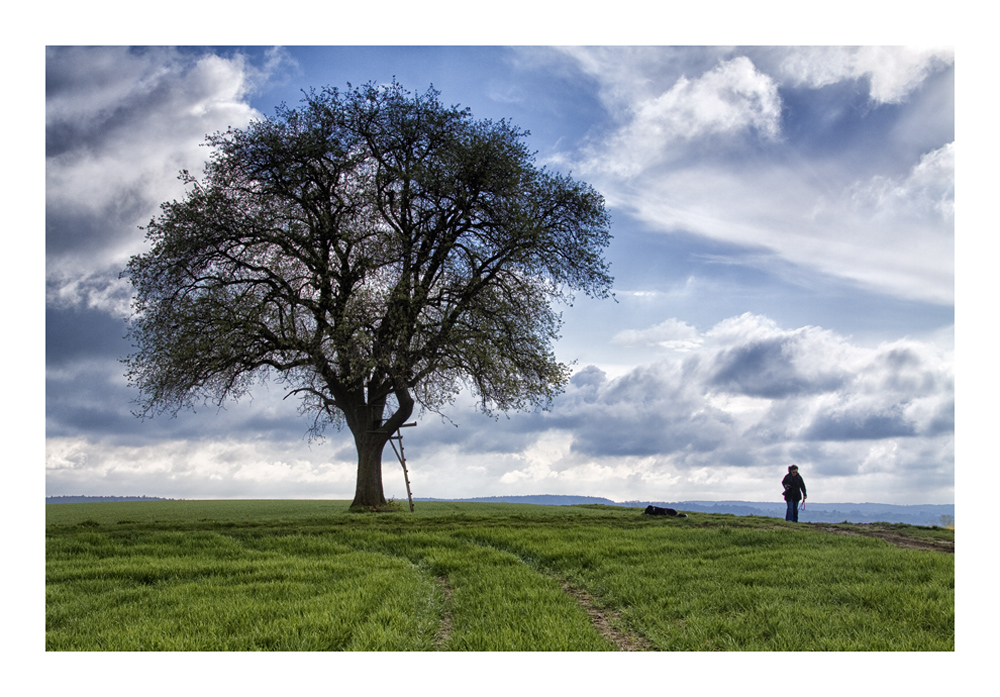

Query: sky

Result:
[44,45,958,506]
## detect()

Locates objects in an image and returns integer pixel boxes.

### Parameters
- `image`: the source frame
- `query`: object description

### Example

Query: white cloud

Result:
[841,142,955,222]
[612,318,703,351]
[777,46,954,104]
[42,47,956,509]
[46,307,954,504]
[380,313,952,503]
[644,56,781,140]
[578,56,782,177]
[802,142,955,302]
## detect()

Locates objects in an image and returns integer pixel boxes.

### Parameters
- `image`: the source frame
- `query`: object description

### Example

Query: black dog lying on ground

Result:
[644,505,688,518]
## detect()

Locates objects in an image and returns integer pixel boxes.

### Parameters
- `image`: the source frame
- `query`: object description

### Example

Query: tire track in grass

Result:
[557,579,655,651]
[434,576,453,651]
[460,535,655,651]
[808,523,954,553]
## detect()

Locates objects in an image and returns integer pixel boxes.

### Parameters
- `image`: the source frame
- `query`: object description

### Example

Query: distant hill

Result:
[418,495,617,506]
[46,495,177,504]
[417,495,954,526]
[47,494,953,526]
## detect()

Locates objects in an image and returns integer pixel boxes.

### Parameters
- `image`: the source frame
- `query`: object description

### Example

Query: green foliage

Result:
[47,501,953,651]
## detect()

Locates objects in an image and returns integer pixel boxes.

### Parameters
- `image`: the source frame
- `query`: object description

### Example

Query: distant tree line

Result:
[46,495,178,504]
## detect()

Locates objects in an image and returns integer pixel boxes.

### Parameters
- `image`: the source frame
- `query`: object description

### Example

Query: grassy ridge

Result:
[46,501,953,651]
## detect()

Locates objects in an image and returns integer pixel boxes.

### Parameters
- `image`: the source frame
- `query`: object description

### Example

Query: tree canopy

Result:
[123,81,613,509]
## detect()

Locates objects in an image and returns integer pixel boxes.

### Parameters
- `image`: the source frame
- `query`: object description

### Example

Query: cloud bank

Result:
[48,313,953,504]
[414,313,953,501]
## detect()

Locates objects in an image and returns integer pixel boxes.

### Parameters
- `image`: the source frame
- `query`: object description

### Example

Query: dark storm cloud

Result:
[403,361,730,460]
[409,402,551,456]
[45,185,152,266]
[46,47,263,311]
[709,336,846,398]
[803,407,917,441]
[568,406,734,458]
[46,306,313,446]
[46,308,138,441]
[926,399,955,436]
[554,363,734,457]
[47,355,316,447]
[46,362,139,441]
[46,47,165,157]
[46,306,129,367]
[395,308,951,491]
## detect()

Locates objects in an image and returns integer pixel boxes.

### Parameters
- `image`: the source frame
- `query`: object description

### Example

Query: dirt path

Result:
[808,523,954,553]
[434,576,453,650]
[558,580,654,651]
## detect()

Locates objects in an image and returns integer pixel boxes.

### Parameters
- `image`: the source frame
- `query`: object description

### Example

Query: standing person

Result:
[782,465,807,522]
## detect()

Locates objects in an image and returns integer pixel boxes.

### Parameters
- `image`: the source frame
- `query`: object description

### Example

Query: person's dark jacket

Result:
[782,473,807,501]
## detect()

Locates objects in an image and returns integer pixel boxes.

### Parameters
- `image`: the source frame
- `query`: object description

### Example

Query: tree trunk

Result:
[350,431,389,509]
[348,389,415,510]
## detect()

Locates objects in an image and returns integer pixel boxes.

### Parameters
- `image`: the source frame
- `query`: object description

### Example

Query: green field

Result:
[46,500,954,651]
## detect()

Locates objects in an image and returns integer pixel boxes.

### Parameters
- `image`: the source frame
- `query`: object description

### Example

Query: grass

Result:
[46,500,954,651]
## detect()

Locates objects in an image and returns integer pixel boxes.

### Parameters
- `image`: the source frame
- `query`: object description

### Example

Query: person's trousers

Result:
[785,499,800,522]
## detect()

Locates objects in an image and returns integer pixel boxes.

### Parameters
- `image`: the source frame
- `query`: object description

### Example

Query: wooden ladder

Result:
[388,422,417,512]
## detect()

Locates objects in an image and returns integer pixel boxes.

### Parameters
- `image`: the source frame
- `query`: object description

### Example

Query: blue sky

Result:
[45,45,956,505]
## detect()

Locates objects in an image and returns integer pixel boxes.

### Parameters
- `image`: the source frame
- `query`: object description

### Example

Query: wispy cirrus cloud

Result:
[546,47,954,305]
[612,318,703,352]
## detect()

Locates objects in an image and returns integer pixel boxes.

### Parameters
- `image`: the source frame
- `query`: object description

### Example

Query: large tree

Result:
[123,82,613,509]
